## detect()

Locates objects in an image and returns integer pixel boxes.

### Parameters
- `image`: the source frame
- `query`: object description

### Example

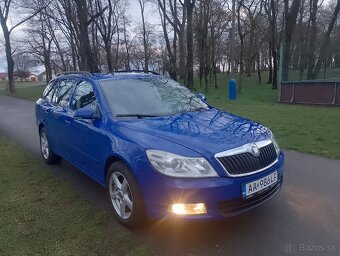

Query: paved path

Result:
[1,95,339,256]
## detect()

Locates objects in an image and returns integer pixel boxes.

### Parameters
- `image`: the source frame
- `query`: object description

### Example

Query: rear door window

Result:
[52,79,75,108]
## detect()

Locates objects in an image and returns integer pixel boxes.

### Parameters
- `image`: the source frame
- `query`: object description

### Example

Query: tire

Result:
[39,127,60,164]
[106,161,147,226]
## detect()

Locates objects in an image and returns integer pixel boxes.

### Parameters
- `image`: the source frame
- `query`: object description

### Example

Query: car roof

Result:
[55,71,161,81]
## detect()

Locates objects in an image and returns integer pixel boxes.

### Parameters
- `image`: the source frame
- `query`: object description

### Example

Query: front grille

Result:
[216,143,277,176]
[218,178,282,216]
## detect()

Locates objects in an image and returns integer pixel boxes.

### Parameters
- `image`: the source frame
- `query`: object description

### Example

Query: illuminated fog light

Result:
[169,203,207,215]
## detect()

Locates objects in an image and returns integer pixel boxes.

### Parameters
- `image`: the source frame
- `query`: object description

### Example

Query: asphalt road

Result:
[0,95,339,256]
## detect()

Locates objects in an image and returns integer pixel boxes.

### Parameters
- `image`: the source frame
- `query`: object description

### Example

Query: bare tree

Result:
[25,12,54,82]
[0,0,48,93]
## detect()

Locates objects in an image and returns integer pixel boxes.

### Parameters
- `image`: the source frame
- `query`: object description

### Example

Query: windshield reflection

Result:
[99,77,208,117]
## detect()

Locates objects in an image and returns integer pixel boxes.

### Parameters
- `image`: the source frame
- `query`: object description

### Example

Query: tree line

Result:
[1,0,340,93]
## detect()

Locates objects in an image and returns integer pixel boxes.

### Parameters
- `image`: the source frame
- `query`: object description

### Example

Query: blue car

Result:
[35,71,284,226]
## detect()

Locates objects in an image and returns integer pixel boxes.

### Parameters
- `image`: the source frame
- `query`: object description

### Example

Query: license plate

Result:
[242,171,278,198]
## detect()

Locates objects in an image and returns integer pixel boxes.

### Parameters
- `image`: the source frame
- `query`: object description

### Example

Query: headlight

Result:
[146,149,218,178]
[270,131,280,155]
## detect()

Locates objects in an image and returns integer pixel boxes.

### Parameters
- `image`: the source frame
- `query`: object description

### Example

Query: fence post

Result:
[278,44,285,102]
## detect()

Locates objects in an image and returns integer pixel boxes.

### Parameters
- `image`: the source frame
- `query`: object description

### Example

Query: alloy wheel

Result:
[40,131,49,160]
[109,171,133,219]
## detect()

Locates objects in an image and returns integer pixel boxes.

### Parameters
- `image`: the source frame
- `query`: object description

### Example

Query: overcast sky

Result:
[129,0,161,25]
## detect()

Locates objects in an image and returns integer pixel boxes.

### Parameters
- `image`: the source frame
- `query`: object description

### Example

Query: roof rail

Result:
[56,71,92,77]
[114,70,160,75]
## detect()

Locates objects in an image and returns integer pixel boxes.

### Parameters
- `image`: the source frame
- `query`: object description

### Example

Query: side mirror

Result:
[74,107,96,119]
[198,93,207,102]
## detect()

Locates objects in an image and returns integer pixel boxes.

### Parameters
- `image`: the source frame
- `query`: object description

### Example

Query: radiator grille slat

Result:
[217,143,277,176]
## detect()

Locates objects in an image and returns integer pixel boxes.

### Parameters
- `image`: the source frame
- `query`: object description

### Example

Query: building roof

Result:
[0,72,8,78]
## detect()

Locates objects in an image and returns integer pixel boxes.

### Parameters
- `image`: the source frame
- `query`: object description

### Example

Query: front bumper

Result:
[139,152,285,220]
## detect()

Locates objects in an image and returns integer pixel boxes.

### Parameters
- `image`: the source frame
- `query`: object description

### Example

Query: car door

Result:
[47,79,75,156]
[37,80,60,147]
[65,79,110,181]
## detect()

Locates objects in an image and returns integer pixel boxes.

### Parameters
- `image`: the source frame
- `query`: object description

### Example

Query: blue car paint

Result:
[36,73,284,220]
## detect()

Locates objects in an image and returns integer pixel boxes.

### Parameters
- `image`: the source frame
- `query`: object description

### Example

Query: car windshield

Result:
[99,76,209,117]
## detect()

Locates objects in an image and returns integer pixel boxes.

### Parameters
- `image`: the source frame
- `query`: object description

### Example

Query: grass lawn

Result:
[1,74,340,159]
[195,73,340,159]
[0,137,150,256]
[0,84,46,101]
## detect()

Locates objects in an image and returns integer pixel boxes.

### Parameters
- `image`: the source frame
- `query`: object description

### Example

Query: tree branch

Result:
[9,2,51,34]
[87,6,108,26]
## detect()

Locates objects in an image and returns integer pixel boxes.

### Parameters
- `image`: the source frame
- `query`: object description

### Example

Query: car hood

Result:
[118,108,271,156]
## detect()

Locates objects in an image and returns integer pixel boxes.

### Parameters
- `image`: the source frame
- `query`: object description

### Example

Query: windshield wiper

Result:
[116,114,160,119]
[187,107,208,113]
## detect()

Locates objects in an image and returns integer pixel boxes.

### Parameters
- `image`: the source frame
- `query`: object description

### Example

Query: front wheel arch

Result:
[104,155,135,185]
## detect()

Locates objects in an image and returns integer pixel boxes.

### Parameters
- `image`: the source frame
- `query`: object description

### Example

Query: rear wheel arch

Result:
[39,126,60,164]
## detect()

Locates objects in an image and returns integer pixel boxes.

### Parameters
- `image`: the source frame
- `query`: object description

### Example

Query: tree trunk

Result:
[271,0,278,90]
[0,17,15,93]
[105,41,114,72]
[75,0,99,72]
[213,62,217,89]
[185,0,195,89]
[123,19,130,71]
[306,0,319,79]
[267,44,273,84]
[114,17,120,71]
[159,3,177,80]
[178,27,186,81]
[272,44,278,89]
[5,33,15,93]
[282,0,301,81]
[257,54,261,84]
[70,34,78,70]
[139,0,149,71]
